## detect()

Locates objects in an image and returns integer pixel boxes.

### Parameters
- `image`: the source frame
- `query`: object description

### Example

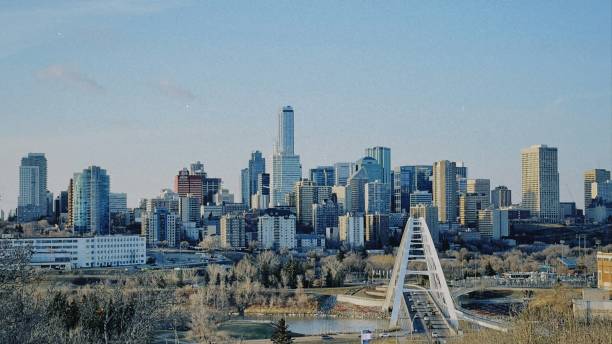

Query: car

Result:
[424,316,429,321]
[379,333,390,338]
[432,331,439,338]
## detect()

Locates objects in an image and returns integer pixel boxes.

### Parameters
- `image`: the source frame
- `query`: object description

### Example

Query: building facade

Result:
[491,186,512,208]
[72,166,110,234]
[521,144,560,223]
[339,213,364,248]
[3,235,146,269]
[433,160,457,223]
[17,153,48,222]
[220,213,246,249]
[257,208,296,250]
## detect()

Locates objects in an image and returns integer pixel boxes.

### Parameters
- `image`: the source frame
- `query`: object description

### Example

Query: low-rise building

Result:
[2,235,146,270]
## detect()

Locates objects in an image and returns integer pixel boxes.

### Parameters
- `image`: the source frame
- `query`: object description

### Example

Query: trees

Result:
[270,318,293,344]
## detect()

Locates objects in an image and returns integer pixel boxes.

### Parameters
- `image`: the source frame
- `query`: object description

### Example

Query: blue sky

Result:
[0,1,610,212]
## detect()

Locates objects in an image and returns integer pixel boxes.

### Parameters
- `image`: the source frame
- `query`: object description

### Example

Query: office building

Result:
[410,204,439,244]
[455,161,468,179]
[214,188,234,204]
[409,191,433,207]
[17,153,48,222]
[459,193,484,228]
[3,235,146,269]
[271,106,302,207]
[393,166,415,213]
[332,186,347,212]
[584,169,611,219]
[339,213,364,247]
[313,199,340,236]
[310,166,335,187]
[365,213,389,249]
[109,193,127,214]
[257,208,296,250]
[491,186,512,208]
[220,213,246,249]
[365,180,391,214]
[334,162,355,186]
[179,194,201,225]
[521,144,560,223]
[294,180,318,226]
[174,168,203,205]
[467,179,491,206]
[433,160,457,223]
[241,151,266,207]
[142,207,180,247]
[346,168,369,213]
[478,208,509,240]
[355,156,384,183]
[72,166,110,234]
[365,146,391,185]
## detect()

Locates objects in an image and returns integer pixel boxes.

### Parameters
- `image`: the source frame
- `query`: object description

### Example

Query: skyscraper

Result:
[334,162,355,186]
[109,193,127,214]
[433,160,457,223]
[17,153,48,222]
[313,199,340,236]
[365,180,391,214]
[271,106,302,207]
[174,168,203,205]
[393,166,415,213]
[310,166,335,187]
[294,179,318,226]
[72,166,110,234]
[584,169,611,218]
[491,186,512,208]
[365,147,392,185]
[241,151,266,207]
[467,179,491,205]
[410,204,439,244]
[220,213,246,249]
[521,144,560,223]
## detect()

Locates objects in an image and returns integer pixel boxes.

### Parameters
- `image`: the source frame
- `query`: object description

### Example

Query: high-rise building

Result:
[174,168,203,205]
[240,168,250,205]
[310,166,335,187]
[364,213,389,249]
[312,199,339,236]
[271,106,302,207]
[109,193,127,215]
[72,166,110,234]
[521,144,560,223]
[355,157,384,183]
[220,213,246,249]
[334,162,355,186]
[365,181,391,214]
[17,153,48,222]
[294,180,318,226]
[459,193,486,228]
[410,204,439,244]
[365,147,391,185]
[433,160,457,223]
[241,151,266,207]
[467,179,491,205]
[142,207,180,247]
[409,191,433,207]
[67,178,74,228]
[414,165,433,193]
[339,213,364,247]
[455,161,468,179]
[491,186,512,208]
[346,168,369,213]
[258,208,296,250]
[179,194,201,225]
[332,186,347,212]
[584,169,611,219]
[478,208,509,239]
[393,166,415,213]
[252,173,271,209]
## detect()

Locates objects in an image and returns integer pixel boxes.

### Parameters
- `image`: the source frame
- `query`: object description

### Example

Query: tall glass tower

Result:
[17,153,48,222]
[271,106,302,207]
[73,166,110,234]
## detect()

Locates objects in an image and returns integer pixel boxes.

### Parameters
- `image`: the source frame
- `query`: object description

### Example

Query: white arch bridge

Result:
[383,217,509,336]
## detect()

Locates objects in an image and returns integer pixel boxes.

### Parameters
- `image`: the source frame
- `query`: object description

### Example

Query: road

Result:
[404,290,452,341]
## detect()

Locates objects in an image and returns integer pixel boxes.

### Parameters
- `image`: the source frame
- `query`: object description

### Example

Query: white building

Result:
[257,208,296,250]
[521,144,560,223]
[339,213,364,247]
[2,235,146,269]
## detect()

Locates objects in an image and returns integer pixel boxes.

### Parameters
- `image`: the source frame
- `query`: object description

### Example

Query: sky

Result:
[0,1,611,213]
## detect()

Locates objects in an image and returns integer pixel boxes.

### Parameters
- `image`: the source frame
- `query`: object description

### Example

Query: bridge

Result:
[383,217,510,337]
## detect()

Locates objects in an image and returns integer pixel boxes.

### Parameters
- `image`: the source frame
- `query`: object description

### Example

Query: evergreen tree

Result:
[271,318,293,344]
[484,261,496,276]
[336,249,345,262]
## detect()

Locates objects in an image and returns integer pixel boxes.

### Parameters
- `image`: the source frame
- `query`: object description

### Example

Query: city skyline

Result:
[1,1,611,213]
